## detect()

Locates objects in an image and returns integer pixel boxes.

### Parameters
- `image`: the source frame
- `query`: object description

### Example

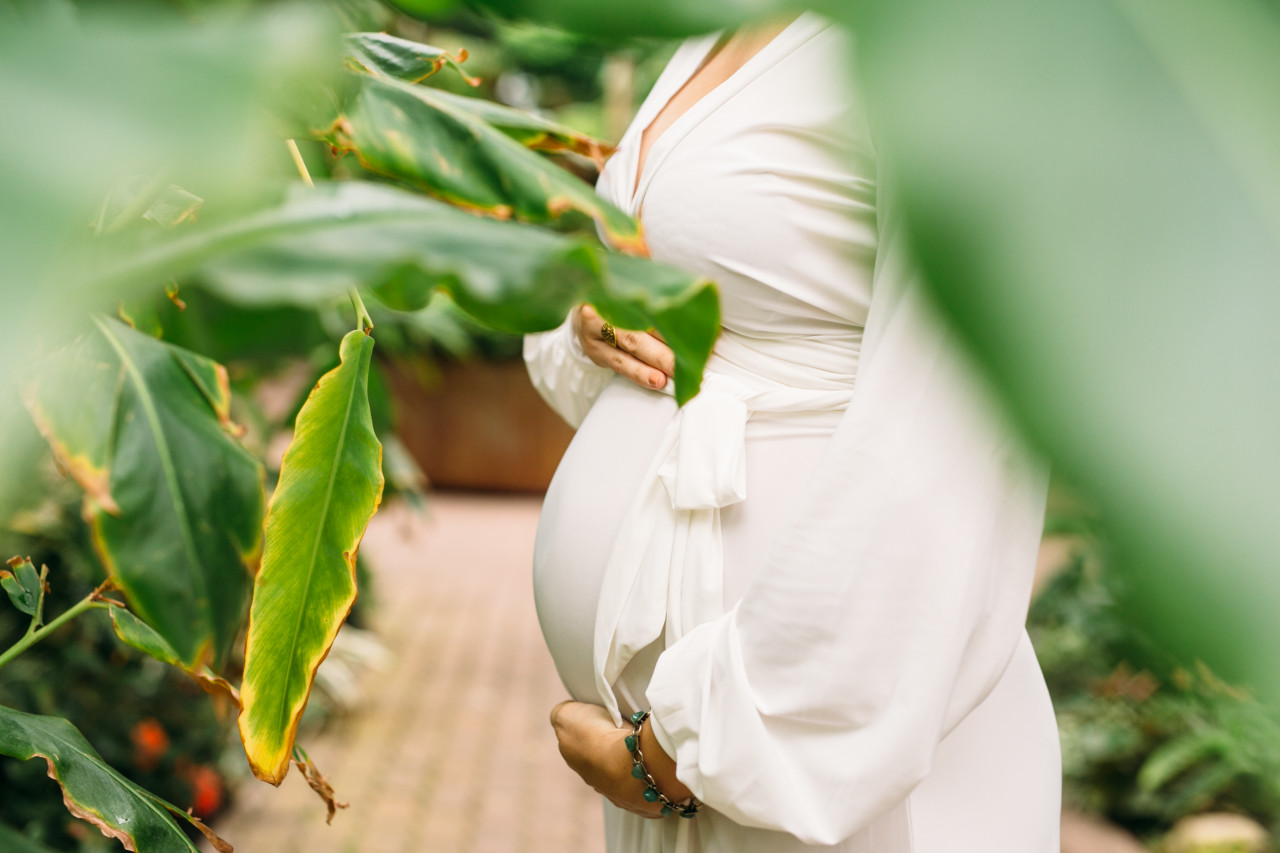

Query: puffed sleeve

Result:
[523,309,614,428]
[643,181,1052,845]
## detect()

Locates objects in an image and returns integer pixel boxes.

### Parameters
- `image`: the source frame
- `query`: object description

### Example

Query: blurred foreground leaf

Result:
[239,330,383,785]
[23,319,265,670]
[0,2,340,490]
[857,0,1280,694]
[89,181,717,404]
[472,0,772,38]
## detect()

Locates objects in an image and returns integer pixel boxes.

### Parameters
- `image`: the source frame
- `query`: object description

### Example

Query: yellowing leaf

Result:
[238,329,384,784]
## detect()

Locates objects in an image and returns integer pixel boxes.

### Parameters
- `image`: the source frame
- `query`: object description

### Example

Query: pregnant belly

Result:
[532,375,841,704]
[533,377,677,702]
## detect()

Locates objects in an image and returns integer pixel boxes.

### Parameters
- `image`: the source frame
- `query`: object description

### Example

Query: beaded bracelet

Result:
[625,710,701,818]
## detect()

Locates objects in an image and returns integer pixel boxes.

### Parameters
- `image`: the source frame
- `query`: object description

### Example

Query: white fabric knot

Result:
[658,379,750,511]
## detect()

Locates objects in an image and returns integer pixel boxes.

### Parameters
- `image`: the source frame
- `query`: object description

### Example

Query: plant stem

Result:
[285,139,314,188]
[285,139,374,335]
[0,595,108,672]
[349,288,374,335]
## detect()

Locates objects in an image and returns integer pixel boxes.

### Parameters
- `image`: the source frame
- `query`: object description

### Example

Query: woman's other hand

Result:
[574,304,675,391]
[549,700,693,818]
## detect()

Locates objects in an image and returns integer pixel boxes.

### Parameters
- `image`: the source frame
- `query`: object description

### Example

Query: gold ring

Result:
[601,321,618,348]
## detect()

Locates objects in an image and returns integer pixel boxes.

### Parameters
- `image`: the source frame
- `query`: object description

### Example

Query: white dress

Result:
[524,12,1061,853]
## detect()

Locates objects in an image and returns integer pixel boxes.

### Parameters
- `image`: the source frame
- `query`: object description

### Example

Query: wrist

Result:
[624,710,698,818]
[639,718,692,802]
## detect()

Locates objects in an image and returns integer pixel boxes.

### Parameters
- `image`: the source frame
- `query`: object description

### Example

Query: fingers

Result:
[575,305,677,391]
[615,327,676,379]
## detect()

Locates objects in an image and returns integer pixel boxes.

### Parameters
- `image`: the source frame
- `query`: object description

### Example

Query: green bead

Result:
[642,787,660,803]
[624,735,637,752]
[660,806,673,816]
[631,763,646,779]
[679,808,698,819]
[630,711,645,725]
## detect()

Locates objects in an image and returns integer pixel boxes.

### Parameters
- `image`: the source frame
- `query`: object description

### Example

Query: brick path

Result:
[206,494,605,853]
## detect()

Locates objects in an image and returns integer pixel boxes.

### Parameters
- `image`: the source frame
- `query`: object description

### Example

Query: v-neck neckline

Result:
[625,12,826,215]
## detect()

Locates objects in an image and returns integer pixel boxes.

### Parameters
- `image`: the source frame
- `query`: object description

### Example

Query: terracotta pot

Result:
[385,356,574,493]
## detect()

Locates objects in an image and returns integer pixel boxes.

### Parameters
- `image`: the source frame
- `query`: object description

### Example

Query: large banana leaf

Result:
[239,329,383,785]
[0,704,229,853]
[89,181,718,404]
[23,318,265,670]
[856,0,1280,695]
[329,73,645,253]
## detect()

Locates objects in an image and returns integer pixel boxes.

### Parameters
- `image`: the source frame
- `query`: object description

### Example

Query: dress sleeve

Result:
[643,184,1052,845]
[523,309,614,429]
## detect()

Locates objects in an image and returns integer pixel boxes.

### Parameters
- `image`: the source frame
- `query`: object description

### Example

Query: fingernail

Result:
[650,372,665,388]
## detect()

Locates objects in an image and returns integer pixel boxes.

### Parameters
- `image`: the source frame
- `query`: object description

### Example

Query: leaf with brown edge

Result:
[2,556,44,617]
[184,811,233,853]
[23,318,265,670]
[0,704,215,853]
[405,87,614,169]
[328,72,646,254]
[238,329,383,785]
[344,32,476,85]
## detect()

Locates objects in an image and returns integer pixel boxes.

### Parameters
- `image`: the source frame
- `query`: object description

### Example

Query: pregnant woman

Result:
[525,11,1060,853]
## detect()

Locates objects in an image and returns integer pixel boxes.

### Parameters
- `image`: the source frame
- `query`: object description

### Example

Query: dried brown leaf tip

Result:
[293,752,349,825]
[185,808,234,853]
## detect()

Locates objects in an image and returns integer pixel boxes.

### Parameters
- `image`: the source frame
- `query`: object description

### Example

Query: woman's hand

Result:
[573,304,675,391]
[550,700,694,818]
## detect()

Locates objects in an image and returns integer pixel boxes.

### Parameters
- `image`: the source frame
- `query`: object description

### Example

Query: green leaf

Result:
[107,606,240,705]
[87,181,718,404]
[1137,728,1234,794]
[857,0,1280,695]
[471,0,761,38]
[330,73,645,253]
[415,88,613,164]
[23,318,265,670]
[344,31,471,84]
[342,33,611,163]
[0,704,225,853]
[590,253,722,406]
[239,329,384,785]
[382,0,462,21]
[1,557,42,618]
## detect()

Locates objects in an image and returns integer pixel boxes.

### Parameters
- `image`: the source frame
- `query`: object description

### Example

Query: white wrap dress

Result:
[524,12,1061,853]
